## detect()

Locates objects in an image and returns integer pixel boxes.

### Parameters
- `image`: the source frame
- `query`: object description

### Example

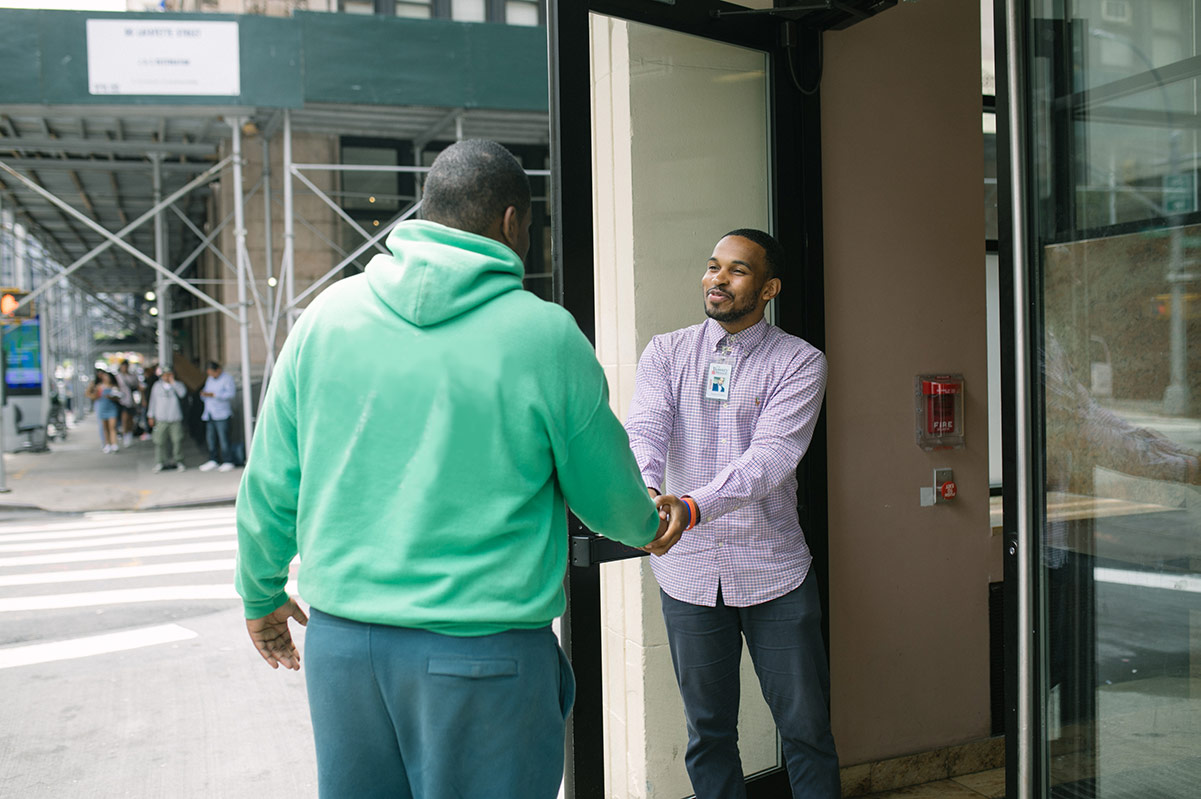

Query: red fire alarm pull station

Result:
[915,374,965,451]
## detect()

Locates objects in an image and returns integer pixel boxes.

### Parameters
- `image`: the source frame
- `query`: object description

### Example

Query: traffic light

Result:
[0,288,33,319]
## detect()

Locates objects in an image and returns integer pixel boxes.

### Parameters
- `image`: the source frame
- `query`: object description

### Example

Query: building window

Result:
[334,0,542,22]
[394,0,433,18]
[504,0,540,26]
[338,0,440,15]
[451,0,486,22]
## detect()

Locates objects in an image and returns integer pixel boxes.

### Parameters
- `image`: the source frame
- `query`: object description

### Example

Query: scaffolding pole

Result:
[231,119,256,449]
[283,109,296,333]
[153,155,170,368]
[263,136,275,320]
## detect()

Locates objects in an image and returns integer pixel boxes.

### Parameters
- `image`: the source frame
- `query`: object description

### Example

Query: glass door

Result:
[548,2,825,797]
[1006,1,1201,796]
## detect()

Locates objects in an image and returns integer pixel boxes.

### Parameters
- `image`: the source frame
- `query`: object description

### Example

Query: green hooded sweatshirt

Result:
[235,220,659,636]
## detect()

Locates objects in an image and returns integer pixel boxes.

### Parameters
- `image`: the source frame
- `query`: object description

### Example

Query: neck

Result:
[716,312,764,336]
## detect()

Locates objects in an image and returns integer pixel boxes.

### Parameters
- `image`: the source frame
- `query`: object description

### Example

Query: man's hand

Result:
[643,494,688,556]
[246,597,308,671]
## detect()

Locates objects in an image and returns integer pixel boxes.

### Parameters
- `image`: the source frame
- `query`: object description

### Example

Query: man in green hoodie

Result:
[235,139,681,798]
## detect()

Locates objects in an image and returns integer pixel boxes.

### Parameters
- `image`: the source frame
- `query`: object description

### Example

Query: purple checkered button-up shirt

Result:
[625,317,827,607]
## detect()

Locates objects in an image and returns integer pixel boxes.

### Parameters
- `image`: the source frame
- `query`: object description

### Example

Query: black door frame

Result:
[547,2,827,796]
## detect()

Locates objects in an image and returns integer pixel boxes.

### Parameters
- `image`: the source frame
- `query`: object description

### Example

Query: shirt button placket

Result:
[719,342,735,452]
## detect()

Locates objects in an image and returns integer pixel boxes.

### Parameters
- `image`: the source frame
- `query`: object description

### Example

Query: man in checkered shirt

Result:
[625,229,840,798]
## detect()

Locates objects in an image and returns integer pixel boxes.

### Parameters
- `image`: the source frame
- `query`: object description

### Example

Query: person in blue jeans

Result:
[198,360,237,472]
[626,229,839,798]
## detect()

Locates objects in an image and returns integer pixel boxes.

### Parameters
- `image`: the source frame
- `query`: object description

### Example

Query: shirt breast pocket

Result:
[733,392,764,431]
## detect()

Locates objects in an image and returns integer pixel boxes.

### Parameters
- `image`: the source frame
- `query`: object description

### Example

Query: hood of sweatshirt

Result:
[364,219,525,328]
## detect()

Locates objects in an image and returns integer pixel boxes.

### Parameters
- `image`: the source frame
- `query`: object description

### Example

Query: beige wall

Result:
[821,0,991,766]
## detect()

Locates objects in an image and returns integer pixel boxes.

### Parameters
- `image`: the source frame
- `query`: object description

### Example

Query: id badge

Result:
[707,362,732,401]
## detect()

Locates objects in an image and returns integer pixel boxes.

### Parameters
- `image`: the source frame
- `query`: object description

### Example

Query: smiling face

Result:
[702,235,781,334]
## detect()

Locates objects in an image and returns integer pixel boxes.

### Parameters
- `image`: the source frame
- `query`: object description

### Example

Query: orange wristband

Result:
[682,496,699,530]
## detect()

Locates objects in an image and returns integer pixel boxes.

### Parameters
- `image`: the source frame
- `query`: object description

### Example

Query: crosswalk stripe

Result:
[0,580,298,612]
[0,624,199,669]
[0,509,283,669]
[0,559,237,587]
[0,508,235,537]
[0,584,240,611]
[0,519,234,545]
[0,527,234,554]
[0,540,237,568]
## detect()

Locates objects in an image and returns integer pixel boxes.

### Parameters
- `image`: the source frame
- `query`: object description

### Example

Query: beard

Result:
[704,291,758,324]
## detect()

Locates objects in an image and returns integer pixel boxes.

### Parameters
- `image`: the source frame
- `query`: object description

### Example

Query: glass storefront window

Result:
[1022,1,1201,795]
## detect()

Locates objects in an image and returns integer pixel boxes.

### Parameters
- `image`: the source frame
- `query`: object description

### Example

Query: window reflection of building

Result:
[1032,6,1201,786]
[1041,221,1201,790]
[1042,321,1201,781]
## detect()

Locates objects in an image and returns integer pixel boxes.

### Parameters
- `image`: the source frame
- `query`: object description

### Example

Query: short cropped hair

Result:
[421,140,531,236]
[208,361,221,371]
[723,228,785,280]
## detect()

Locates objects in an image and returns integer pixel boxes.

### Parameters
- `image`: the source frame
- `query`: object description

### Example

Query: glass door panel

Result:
[586,11,779,798]
[1021,2,1201,795]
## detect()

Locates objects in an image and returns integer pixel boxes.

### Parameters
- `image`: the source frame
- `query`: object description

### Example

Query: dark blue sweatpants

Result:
[304,608,574,798]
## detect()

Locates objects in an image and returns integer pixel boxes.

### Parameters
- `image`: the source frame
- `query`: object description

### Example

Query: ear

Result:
[761,277,781,302]
[500,206,522,248]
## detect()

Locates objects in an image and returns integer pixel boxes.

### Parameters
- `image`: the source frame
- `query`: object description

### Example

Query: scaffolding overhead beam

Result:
[0,157,239,321]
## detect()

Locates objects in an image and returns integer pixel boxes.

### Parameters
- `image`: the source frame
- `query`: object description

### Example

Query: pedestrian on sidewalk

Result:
[140,361,158,441]
[115,360,142,448]
[86,370,121,453]
[198,360,236,472]
[148,366,187,473]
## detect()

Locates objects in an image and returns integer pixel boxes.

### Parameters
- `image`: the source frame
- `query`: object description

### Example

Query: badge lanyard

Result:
[707,341,734,401]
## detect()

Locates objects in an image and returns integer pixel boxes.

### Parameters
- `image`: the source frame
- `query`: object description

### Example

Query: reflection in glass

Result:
[588,12,778,797]
[1030,2,1201,795]
[985,113,998,241]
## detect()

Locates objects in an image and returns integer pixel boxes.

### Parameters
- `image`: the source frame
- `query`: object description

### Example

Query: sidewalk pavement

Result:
[0,418,242,513]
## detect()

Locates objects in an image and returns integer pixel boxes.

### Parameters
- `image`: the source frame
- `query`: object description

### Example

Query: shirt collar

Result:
[703,316,771,353]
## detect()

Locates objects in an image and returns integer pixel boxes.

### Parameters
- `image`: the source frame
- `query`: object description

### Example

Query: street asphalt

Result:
[0,419,317,797]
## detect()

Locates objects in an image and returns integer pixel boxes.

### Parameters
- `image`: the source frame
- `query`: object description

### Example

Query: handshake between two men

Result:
[641,491,693,557]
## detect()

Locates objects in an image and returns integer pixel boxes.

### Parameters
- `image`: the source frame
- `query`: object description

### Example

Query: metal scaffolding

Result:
[0,106,550,450]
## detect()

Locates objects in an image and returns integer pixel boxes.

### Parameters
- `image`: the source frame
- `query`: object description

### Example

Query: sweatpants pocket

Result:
[427,657,519,679]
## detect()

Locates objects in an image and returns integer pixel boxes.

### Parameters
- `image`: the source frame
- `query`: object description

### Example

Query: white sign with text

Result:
[86,19,240,96]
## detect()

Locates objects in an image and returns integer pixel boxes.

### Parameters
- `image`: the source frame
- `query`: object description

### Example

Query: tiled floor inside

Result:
[860,767,1005,798]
